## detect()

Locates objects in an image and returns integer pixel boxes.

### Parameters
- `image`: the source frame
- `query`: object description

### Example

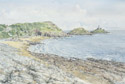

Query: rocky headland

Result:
[0,21,67,39]
[68,27,109,35]
[68,27,91,35]
[91,28,109,34]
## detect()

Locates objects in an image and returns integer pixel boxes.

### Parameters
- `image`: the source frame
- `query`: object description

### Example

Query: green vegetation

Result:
[0,21,66,38]
[0,24,7,31]
[91,28,109,33]
[68,27,91,35]
[0,32,10,38]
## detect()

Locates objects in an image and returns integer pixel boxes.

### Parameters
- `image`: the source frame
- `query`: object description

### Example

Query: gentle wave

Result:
[29,30,125,62]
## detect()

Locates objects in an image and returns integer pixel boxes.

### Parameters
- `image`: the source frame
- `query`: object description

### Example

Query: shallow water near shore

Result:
[29,30,125,62]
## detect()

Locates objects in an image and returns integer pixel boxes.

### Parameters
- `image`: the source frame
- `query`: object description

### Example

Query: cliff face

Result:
[0,21,67,38]
[68,27,91,35]
[91,28,109,34]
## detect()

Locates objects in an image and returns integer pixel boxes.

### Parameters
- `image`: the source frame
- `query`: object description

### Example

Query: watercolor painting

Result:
[0,0,125,84]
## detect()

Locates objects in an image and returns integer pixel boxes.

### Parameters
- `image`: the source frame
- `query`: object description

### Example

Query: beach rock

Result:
[30,53,125,84]
[0,43,87,84]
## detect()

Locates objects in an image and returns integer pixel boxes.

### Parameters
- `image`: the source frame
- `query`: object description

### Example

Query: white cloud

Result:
[0,0,125,30]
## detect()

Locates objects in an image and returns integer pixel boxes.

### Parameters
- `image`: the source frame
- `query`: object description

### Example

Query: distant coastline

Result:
[0,21,109,39]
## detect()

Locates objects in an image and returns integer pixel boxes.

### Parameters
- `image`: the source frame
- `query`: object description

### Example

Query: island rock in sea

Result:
[91,28,109,34]
[68,27,91,35]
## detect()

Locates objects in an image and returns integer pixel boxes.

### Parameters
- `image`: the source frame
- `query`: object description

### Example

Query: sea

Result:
[29,30,125,62]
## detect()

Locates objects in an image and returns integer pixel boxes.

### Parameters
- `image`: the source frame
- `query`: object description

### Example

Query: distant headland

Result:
[0,21,109,39]
[68,25,109,35]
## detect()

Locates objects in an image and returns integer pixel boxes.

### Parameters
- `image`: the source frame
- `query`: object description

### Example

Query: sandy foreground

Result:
[0,36,125,84]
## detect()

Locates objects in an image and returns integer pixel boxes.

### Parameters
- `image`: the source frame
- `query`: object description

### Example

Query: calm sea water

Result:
[29,30,125,62]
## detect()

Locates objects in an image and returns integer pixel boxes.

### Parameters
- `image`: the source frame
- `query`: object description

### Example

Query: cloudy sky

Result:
[0,0,125,30]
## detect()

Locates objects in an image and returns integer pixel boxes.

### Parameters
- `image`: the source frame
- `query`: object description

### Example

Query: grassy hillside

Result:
[68,27,91,35]
[0,21,66,38]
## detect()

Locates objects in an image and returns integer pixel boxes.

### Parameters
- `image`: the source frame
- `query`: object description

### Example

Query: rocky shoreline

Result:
[0,41,89,84]
[30,53,125,84]
[0,37,125,84]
